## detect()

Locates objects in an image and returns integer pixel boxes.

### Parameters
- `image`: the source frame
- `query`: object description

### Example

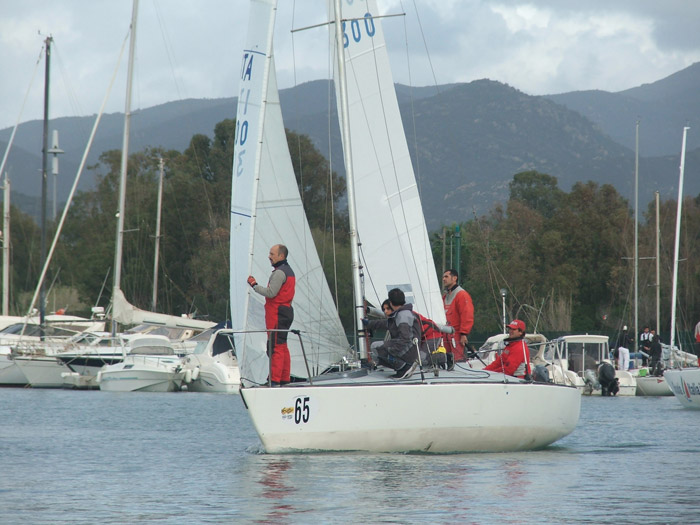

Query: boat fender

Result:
[184,369,193,383]
[191,367,200,381]
[96,371,102,383]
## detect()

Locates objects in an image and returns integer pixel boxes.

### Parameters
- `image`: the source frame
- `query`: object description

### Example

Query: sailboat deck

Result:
[284,365,544,388]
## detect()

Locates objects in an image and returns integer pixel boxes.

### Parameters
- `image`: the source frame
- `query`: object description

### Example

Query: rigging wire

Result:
[52,43,88,135]
[25,30,131,317]
[152,0,186,101]
[0,45,43,179]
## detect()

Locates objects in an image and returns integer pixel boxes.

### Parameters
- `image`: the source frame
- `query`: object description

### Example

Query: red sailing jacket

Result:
[484,337,531,378]
[415,312,443,341]
[264,260,295,317]
[442,285,474,336]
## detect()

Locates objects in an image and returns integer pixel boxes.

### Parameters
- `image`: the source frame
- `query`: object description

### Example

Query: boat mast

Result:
[2,174,9,316]
[669,126,690,350]
[332,0,367,359]
[655,190,660,335]
[634,121,639,346]
[48,130,64,220]
[40,35,52,330]
[152,156,164,310]
[112,0,139,335]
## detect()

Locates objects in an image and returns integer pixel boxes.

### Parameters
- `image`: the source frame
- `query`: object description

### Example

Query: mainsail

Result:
[328,0,445,323]
[230,0,350,386]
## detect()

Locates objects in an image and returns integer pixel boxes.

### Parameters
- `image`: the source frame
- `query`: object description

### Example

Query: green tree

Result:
[509,170,564,219]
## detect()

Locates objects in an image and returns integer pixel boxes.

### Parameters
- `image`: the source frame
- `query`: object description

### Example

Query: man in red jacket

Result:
[442,269,474,369]
[484,319,532,378]
[248,244,295,386]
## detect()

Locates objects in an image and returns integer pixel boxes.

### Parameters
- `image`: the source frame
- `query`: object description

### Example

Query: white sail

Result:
[230,0,350,387]
[328,0,445,322]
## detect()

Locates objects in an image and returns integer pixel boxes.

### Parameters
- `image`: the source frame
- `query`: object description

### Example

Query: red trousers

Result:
[266,304,293,383]
[445,334,466,361]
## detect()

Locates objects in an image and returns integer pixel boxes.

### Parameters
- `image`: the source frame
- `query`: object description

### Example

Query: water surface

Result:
[1,389,697,523]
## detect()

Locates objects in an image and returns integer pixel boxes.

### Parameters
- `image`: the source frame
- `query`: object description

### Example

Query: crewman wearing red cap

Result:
[484,319,531,378]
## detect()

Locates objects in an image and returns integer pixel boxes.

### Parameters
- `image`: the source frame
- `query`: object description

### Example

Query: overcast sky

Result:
[1,0,699,131]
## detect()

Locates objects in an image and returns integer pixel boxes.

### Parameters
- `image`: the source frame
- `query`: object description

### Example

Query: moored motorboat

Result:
[181,325,240,394]
[547,335,636,396]
[97,337,185,393]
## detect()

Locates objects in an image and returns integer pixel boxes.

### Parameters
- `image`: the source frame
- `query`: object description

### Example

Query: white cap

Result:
[623,325,628,330]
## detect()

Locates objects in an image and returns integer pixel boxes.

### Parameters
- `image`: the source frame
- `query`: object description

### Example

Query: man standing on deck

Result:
[441,269,474,370]
[248,244,295,386]
[640,326,652,365]
[616,325,633,372]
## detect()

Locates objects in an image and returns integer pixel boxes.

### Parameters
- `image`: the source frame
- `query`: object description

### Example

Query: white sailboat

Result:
[663,126,700,408]
[627,123,670,395]
[231,0,580,453]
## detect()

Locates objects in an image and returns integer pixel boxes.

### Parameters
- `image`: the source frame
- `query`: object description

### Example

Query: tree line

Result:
[441,170,700,345]
[6,122,700,347]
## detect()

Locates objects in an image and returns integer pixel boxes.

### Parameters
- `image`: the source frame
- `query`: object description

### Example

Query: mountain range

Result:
[1,62,698,230]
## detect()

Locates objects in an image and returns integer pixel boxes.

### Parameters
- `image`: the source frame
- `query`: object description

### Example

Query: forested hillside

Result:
[8,121,700,344]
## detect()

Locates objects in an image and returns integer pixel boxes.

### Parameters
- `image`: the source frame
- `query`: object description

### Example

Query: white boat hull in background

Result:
[241,381,580,453]
[0,350,27,386]
[185,362,240,394]
[13,356,69,388]
[665,368,700,408]
[635,374,672,396]
[98,357,185,393]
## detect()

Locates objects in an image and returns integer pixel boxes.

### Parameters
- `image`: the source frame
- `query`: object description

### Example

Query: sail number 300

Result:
[342,13,376,48]
[294,396,310,424]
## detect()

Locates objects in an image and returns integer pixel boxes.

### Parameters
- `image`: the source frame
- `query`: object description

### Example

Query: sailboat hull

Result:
[635,375,672,396]
[0,353,27,386]
[665,368,700,408]
[241,380,580,453]
[13,355,70,388]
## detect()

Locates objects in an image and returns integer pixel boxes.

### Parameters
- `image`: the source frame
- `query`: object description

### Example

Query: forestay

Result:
[230,0,351,387]
[328,0,445,323]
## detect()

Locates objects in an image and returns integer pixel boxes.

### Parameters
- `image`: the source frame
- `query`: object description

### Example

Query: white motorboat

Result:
[545,335,636,396]
[97,337,185,393]
[181,326,240,394]
[229,0,580,453]
[55,327,202,388]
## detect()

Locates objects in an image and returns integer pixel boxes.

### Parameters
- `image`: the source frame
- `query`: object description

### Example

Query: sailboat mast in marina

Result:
[39,36,53,330]
[663,126,700,408]
[230,0,581,453]
[111,0,139,336]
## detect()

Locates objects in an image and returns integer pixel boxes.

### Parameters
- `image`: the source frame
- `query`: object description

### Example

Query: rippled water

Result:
[1,388,698,524]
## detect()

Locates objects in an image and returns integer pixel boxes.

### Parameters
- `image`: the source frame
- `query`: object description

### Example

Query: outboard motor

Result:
[597,361,619,396]
[583,369,600,394]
